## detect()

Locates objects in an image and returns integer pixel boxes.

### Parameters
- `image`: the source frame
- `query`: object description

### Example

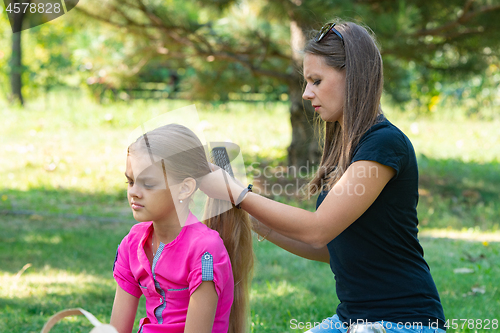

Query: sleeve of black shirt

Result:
[350,122,408,180]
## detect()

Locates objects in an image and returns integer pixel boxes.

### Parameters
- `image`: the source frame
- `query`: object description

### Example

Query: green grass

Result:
[1,92,499,332]
[1,217,499,333]
[252,237,500,333]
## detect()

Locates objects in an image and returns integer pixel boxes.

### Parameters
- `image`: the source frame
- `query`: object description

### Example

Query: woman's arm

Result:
[184,281,218,333]
[110,285,140,333]
[252,216,330,263]
[243,161,395,248]
[201,160,395,249]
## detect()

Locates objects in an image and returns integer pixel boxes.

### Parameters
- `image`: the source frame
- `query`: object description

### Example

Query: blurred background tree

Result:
[1,0,499,166]
[7,0,30,105]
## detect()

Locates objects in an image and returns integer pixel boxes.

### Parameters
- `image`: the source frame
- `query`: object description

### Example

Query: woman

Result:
[201,21,446,332]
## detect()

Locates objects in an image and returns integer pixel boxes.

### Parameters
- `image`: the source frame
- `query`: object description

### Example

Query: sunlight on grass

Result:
[0,96,291,197]
[198,101,291,162]
[252,280,308,300]
[0,267,118,333]
[23,234,62,245]
[384,117,500,164]
[0,268,115,300]
[420,228,500,242]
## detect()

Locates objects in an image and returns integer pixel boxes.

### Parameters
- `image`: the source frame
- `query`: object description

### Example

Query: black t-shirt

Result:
[316,116,446,329]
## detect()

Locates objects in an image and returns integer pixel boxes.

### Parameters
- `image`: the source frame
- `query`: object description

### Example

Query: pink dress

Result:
[113,212,234,333]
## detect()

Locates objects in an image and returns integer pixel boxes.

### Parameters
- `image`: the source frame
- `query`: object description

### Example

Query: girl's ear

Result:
[178,177,197,200]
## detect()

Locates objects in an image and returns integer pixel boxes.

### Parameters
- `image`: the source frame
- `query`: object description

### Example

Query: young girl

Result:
[201,21,446,333]
[110,123,253,333]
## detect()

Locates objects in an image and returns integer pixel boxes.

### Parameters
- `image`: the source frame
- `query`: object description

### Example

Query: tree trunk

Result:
[10,32,23,105]
[10,4,25,105]
[287,21,320,169]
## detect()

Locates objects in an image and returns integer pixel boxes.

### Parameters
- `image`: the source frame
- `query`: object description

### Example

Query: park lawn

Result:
[1,216,499,333]
[0,94,499,332]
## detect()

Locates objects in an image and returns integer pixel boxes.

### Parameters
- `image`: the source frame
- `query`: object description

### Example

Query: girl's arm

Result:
[110,285,140,333]
[252,216,330,263]
[202,160,395,249]
[184,281,218,333]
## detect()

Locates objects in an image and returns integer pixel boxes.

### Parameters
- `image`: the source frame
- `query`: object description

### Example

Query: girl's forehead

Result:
[126,152,163,178]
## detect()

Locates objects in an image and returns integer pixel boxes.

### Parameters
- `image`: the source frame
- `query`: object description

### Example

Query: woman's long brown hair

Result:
[131,124,253,333]
[304,21,384,197]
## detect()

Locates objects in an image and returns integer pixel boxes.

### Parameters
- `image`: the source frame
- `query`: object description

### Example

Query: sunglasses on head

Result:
[314,22,344,45]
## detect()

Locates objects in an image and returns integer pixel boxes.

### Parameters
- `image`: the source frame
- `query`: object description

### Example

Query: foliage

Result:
[71,0,500,107]
[0,9,78,100]
[359,0,499,98]
[2,0,500,113]
[72,0,293,101]
[0,8,12,95]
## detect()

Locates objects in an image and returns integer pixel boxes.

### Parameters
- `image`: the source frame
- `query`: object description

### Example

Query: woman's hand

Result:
[199,163,245,203]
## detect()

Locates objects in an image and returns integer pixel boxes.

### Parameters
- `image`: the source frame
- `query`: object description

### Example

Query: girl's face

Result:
[125,153,179,226]
[302,53,346,123]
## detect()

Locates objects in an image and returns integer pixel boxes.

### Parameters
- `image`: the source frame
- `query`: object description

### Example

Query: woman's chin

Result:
[322,115,337,123]
[322,112,343,123]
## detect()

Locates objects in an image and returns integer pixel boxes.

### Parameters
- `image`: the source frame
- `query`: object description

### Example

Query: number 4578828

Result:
[6,2,61,14]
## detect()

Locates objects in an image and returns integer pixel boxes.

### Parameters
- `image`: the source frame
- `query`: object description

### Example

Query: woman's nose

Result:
[302,84,314,100]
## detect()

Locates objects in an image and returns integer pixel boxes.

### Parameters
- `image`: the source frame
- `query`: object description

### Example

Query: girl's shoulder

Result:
[129,221,153,236]
[130,221,153,232]
[184,222,225,246]
[181,222,228,258]
[120,222,153,247]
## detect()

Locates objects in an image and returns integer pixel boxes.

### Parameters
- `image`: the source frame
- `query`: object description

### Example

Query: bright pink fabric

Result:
[113,212,234,333]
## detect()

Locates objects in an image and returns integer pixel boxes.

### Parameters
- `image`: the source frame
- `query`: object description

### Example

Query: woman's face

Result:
[302,53,346,123]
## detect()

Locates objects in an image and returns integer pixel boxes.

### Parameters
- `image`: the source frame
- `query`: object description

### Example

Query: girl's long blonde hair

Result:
[203,201,253,333]
[130,123,253,333]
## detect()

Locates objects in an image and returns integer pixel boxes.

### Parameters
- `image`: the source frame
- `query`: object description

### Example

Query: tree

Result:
[4,0,79,105]
[7,0,31,105]
[77,0,328,167]
[360,0,500,108]
[77,0,500,167]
